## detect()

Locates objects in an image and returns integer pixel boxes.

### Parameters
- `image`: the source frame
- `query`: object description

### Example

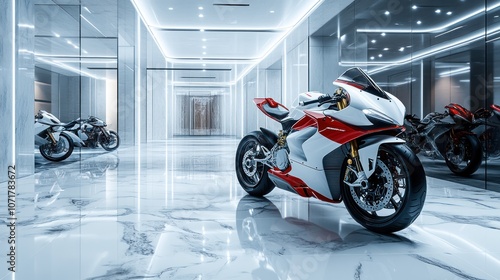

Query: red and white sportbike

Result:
[235,67,427,233]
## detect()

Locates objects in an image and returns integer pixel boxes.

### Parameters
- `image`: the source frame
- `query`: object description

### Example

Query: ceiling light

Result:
[435,9,441,14]
[202,46,206,49]
[371,39,377,43]
[199,14,204,18]
[417,20,422,25]
[198,6,203,10]
[378,54,383,57]
[270,10,275,13]
[168,7,173,10]
[83,6,92,14]
[385,11,390,15]
[370,56,375,60]
[202,63,206,67]
[202,52,206,55]
[82,50,88,54]
[200,29,205,32]
[202,69,206,72]
[66,39,72,44]
[412,5,417,10]
[399,47,405,51]
[381,32,386,36]
[383,47,389,51]
[53,32,60,37]
[447,11,452,15]
[202,38,207,41]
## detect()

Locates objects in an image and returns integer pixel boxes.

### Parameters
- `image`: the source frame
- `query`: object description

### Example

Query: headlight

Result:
[363,108,398,126]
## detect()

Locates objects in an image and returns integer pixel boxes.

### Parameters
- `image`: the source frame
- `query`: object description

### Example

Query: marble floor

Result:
[1,137,500,280]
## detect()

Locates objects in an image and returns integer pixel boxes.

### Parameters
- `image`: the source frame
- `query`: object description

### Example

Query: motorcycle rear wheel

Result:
[341,144,426,233]
[235,132,275,196]
[444,134,482,176]
[39,133,74,162]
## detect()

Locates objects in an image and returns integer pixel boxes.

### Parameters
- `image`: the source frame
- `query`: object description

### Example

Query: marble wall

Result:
[0,0,35,183]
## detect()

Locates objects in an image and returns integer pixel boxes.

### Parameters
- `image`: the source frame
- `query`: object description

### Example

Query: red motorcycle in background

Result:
[235,67,427,233]
[473,104,500,159]
[403,103,483,176]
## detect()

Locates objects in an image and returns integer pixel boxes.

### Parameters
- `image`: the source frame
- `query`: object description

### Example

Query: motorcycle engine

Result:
[274,148,290,171]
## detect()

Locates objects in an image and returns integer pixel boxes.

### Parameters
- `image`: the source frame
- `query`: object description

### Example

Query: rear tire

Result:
[235,132,275,196]
[341,144,427,233]
[445,134,482,176]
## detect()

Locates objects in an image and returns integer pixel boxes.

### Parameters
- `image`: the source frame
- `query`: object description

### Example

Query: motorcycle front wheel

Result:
[444,134,482,176]
[39,133,74,162]
[341,144,427,233]
[99,130,120,151]
[235,131,275,196]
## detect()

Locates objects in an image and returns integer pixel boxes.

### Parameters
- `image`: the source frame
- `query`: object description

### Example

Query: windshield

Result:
[337,67,389,99]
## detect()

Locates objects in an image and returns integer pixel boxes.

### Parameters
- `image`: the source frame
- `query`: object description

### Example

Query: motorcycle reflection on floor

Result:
[34,154,119,209]
[403,103,483,176]
[236,195,422,280]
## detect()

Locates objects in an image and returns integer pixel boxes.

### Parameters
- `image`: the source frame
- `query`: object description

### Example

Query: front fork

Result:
[336,88,368,189]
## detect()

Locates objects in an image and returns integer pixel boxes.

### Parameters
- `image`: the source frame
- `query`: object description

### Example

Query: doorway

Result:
[191,97,212,135]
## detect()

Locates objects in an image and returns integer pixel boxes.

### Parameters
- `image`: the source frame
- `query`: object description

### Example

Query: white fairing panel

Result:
[358,135,406,178]
[331,83,405,126]
[288,128,341,199]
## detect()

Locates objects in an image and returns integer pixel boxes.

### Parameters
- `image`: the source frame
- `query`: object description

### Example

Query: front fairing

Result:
[332,68,405,127]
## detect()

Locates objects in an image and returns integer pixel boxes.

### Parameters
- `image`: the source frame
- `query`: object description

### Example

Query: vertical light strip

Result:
[420,60,424,117]
[240,81,244,137]
[136,14,141,220]
[167,65,171,140]
[137,14,142,145]
[11,0,16,165]
[283,41,287,106]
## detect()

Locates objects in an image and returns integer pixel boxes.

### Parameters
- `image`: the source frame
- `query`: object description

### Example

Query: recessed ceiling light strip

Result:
[357,2,500,34]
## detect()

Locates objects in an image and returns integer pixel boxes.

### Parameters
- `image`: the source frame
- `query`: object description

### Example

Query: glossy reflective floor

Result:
[1,138,500,280]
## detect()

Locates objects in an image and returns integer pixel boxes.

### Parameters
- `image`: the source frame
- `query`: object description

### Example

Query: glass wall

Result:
[238,0,498,191]
[309,0,499,190]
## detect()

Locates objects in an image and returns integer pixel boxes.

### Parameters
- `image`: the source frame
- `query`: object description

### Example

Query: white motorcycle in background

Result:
[34,110,74,161]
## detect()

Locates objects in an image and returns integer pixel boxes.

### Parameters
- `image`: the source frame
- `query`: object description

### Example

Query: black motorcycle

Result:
[65,116,120,151]
[403,103,483,176]
[473,104,500,159]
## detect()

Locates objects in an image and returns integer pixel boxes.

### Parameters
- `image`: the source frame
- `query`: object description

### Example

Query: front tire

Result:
[235,132,275,196]
[99,130,120,151]
[342,144,427,233]
[39,133,74,162]
[445,134,482,176]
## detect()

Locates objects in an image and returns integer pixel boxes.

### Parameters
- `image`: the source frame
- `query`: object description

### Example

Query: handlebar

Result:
[299,95,334,106]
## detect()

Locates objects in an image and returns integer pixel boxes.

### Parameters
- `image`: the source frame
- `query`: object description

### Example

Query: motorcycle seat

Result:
[61,120,79,129]
[421,112,439,125]
[263,103,289,121]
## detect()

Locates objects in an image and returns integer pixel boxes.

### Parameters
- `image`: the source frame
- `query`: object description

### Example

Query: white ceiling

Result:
[133,0,323,84]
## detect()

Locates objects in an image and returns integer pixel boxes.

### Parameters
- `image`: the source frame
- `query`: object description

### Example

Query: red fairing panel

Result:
[446,103,474,123]
[268,169,340,203]
[300,111,401,145]
[491,104,500,113]
[253,98,288,122]
[292,114,317,130]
